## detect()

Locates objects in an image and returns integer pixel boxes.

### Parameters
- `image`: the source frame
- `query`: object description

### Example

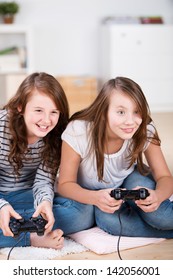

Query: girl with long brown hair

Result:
[55,76,173,238]
[0,72,69,249]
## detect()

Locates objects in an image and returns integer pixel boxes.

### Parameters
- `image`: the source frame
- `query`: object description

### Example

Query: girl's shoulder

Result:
[62,120,90,156]
[64,120,89,136]
[0,109,8,120]
[0,110,10,142]
[143,121,157,151]
[147,121,156,136]
[0,110,9,132]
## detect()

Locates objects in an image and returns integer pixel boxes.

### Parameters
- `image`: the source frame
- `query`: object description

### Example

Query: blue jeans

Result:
[1,169,173,248]
[53,169,173,238]
[0,189,94,248]
[95,170,173,238]
[0,189,35,248]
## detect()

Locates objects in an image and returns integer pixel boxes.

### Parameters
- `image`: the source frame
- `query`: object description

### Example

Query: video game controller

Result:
[110,188,149,200]
[9,216,47,238]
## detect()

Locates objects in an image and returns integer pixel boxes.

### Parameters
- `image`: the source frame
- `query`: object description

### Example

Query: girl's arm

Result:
[136,142,173,212]
[58,141,92,202]
[32,162,57,230]
[57,141,121,213]
[32,163,56,208]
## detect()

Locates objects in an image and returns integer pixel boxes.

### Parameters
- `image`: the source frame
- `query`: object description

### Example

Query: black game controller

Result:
[9,216,47,238]
[110,188,149,200]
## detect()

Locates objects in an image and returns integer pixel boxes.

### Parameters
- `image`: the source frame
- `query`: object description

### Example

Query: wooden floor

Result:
[0,239,172,260]
[0,112,173,260]
[54,239,173,260]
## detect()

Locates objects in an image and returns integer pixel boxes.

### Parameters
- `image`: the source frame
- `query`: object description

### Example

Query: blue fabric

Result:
[1,168,173,248]
[0,189,34,248]
[53,169,173,238]
[0,189,94,248]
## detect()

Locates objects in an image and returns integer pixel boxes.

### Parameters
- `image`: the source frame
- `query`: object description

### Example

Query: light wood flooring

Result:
[55,239,173,260]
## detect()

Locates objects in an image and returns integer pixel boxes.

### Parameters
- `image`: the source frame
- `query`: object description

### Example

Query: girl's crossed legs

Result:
[96,169,173,238]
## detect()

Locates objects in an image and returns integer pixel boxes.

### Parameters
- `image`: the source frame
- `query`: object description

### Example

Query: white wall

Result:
[13,0,173,77]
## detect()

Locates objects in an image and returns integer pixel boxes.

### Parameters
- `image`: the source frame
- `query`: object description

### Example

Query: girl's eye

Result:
[117,110,125,115]
[134,110,140,115]
[52,111,59,114]
[35,109,42,112]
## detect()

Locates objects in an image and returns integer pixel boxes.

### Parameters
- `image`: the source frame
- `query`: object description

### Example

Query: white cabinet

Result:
[0,24,33,74]
[100,24,173,112]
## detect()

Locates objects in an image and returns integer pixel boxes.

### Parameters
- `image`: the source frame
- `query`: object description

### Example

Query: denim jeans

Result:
[53,168,173,238]
[0,189,94,248]
[95,170,173,238]
[1,169,173,248]
[0,189,34,248]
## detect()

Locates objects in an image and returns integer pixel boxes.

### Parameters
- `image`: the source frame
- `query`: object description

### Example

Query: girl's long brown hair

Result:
[70,77,160,181]
[4,72,69,176]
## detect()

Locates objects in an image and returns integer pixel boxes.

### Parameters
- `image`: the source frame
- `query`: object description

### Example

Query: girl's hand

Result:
[135,188,161,212]
[94,188,123,213]
[0,204,22,237]
[32,200,55,233]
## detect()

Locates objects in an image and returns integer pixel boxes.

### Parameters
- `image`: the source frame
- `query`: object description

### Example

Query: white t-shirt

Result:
[62,120,154,190]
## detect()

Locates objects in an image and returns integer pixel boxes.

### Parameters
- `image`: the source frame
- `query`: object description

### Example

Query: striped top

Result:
[0,109,56,209]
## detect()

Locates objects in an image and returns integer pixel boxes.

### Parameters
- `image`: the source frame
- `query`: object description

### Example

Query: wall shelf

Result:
[0,24,33,74]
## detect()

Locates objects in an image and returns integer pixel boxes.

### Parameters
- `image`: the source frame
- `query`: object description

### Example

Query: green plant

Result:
[0,1,19,15]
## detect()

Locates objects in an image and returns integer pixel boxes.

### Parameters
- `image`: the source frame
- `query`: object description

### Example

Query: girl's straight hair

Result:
[70,77,160,181]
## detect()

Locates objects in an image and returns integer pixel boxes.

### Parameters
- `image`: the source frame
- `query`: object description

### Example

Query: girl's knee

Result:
[123,169,156,190]
[141,200,173,230]
[53,198,95,234]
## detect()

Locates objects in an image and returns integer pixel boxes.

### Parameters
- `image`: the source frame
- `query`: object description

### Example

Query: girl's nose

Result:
[43,113,51,123]
[125,113,135,124]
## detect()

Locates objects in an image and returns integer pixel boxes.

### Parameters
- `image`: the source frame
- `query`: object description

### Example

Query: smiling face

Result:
[21,89,60,144]
[107,89,142,141]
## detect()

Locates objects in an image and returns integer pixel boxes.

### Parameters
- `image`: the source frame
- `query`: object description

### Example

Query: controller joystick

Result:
[110,188,149,200]
[9,216,47,238]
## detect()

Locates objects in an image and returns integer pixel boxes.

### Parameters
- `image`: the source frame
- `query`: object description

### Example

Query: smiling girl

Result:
[0,72,69,249]
[55,76,173,238]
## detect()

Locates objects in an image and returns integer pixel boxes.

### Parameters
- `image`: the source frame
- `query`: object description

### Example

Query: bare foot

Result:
[30,229,64,250]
